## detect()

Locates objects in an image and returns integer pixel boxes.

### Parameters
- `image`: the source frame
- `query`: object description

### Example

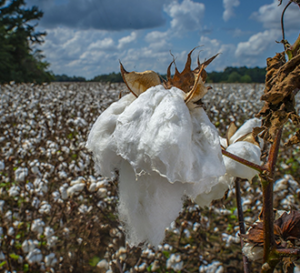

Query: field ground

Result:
[0,82,299,272]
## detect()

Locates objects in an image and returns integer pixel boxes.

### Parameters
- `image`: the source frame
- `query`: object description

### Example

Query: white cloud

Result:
[88,38,115,50]
[223,0,240,21]
[145,31,169,44]
[199,36,236,71]
[117,32,138,49]
[164,0,205,34]
[235,29,280,66]
[251,0,300,30]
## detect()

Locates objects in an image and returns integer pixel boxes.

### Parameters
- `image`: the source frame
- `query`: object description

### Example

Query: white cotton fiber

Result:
[224,141,261,180]
[86,94,136,176]
[193,175,234,208]
[114,86,225,186]
[229,118,261,144]
[118,160,186,247]
[87,84,226,247]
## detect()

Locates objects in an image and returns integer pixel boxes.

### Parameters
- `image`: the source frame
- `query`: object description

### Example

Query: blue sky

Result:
[26,0,300,79]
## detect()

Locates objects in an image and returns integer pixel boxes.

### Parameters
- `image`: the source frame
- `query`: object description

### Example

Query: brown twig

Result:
[280,1,292,41]
[261,128,283,272]
[222,149,267,173]
[235,178,251,273]
[275,248,300,256]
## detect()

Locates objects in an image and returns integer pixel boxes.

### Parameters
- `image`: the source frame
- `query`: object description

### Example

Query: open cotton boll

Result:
[118,160,186,247]
[229,118,261,144]
[193,175,234,208]
[115,85,225,184]
[86,94,136,176]
[87,84,225,247]
[224,141,261,180]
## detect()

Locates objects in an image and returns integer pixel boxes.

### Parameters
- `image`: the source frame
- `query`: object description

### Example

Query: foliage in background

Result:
[53,67,266,83]
[54,74,86,82]
[0,0,53,84]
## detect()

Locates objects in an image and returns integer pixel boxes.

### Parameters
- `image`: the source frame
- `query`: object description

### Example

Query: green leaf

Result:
[9,253,19,260]
[89,256,101,267]
[162,250,170,258]
[24,263,29,272]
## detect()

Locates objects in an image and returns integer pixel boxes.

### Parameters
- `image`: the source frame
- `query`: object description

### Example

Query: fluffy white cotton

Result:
[118,160,186,247]
[229,118,261,144]
[194,118,262,208]
[114,86,225,183]
[194,175,234,208]
[87,85,225,184]
[87,85,225,246]
[225,141,261,180]
[86,93,136,177]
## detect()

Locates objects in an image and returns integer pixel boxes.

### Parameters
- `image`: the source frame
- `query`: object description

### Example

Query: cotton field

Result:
[0,82,299,273]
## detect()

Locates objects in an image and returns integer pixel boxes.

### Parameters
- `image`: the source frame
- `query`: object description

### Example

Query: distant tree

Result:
[53,74,86,82]
[91,72,123,83]
[240,74,252,83]
[0,0,53,83]
[227,71,241,83]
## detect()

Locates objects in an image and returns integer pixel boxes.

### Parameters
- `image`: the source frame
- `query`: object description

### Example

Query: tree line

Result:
[53,66,266,83]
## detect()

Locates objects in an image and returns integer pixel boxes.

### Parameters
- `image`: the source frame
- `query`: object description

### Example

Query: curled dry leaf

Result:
[256,52,300,143]
[243,210,300,247]
[120,48,219,106]
[276,211,300,241]
[285,129,300,146]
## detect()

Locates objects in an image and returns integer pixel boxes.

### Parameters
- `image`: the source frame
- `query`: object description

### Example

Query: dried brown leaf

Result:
[256,51,300,143]
[285,130,300,146]
[277,211,300,241]
[226,122,237,144]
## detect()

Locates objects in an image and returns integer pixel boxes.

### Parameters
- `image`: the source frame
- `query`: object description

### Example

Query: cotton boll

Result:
[242,243,263,261]
[87,85,226,247]
[229,118,261,145]
[224,141,261,180]
[86,93,136,177]
[118,160,186,247]
[114,86,225,183]
[193,178,229,208]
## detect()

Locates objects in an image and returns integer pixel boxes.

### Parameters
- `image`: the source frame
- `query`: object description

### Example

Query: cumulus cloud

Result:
[198,36,236,71]
[223,0,240,21]
[117,32,138,49]
[235,29,280,66]
[164,0,205,34]
[251,0,300,30]
[27,0,169,31]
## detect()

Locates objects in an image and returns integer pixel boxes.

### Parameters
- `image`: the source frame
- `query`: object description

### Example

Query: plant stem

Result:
[276,248,300,256]
[290,34,300,56]
[281,1,292,42]
[235,178,251,273]
[261,128,283,272]
[222,149,267,173]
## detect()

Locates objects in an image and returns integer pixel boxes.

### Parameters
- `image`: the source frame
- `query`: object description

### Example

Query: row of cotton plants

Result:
[0,81,299,272]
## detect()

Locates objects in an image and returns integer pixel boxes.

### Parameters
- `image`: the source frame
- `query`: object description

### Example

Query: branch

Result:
[281,1,292,42]
[275,248,300,257]
[222,149,268,173]
[235,178,251,273]
[261,128,283,272]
